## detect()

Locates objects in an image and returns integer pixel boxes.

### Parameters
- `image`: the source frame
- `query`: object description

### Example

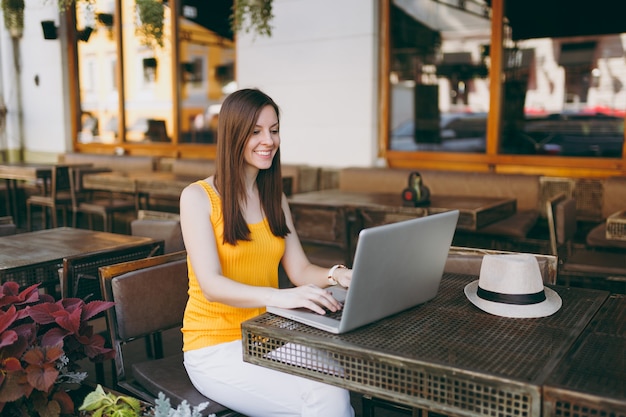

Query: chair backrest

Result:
[131,211,184,254]
[546,193,577,258]
[61,241,164,300]
[137,209,180,221]
[98,251,187,383]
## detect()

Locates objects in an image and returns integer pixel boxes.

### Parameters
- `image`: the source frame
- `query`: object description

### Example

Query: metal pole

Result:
[11,36,24,161]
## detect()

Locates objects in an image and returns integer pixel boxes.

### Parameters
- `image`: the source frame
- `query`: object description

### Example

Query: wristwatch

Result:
[327,264,347,286]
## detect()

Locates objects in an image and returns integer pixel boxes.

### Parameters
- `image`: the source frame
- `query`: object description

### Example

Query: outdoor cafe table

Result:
[241,272,609,417]
[288,189,517,231]
[0,227,158,295]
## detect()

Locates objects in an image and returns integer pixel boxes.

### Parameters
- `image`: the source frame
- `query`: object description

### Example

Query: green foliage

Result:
[152,392,213,417]
[231,0,274,38]
[0,282,115,416]
[79,384,142,417]
[135,0,165,49]
[79,387,215,417]
[1,0,24,34]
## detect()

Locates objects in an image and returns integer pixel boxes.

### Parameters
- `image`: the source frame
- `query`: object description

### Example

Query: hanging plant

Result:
[1,0,25,38]
[231,0,274,38]
[135,0,164,49]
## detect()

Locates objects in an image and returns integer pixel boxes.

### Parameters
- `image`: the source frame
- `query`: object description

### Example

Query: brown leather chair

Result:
[99,251,234,416]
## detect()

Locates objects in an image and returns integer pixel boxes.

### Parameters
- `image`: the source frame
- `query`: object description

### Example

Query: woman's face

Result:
[244,105,280,171]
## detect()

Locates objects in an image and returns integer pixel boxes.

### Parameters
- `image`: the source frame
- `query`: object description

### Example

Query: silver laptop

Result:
[267,209,460,334]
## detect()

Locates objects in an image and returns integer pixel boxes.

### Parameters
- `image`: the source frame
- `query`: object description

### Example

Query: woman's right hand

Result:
[269,284,342,315]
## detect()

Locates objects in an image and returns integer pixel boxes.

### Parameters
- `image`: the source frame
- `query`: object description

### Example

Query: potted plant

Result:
[135,0,164,50]
[1,0,24,38]
[231,0,274,38]
[0,281,115,416]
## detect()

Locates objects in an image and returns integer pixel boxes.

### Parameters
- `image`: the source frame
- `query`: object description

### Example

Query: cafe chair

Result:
[130,210,185,254]
[69,167,137,233]
[61,241,164,385]
[26,165,72,231]
[0,215,17,236]
[98,251,236,416]
[546,193,626,293]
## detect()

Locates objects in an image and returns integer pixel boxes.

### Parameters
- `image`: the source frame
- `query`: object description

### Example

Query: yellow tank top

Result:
[182,180,285,351]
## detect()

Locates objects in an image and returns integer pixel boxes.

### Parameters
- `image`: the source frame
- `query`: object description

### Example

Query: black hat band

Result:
[477,286,546,305]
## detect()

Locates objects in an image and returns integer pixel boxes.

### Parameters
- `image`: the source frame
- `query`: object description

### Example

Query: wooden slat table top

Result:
[0,162,56,181]
[242,273,608,417]
[0,227,155,271]
[0,162,94,181]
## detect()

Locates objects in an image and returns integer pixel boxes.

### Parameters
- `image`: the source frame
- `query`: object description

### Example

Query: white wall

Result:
[236,0,380,167]
[0,1,70,160]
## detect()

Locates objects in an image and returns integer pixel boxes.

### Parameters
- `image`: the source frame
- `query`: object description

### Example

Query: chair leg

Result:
[27,202,32,231]
[95,361,105,386]
[51,206,58,228]
[103,213,110,232]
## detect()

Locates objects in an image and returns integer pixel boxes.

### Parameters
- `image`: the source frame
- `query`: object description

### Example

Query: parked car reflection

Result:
[390,112,487,153]
[391,111,624,157]
[520,113,624,157]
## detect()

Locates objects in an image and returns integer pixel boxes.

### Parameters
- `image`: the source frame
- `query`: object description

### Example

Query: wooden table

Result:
[288,189,517,231]
[0,227,159,294]
[242,272,608,417]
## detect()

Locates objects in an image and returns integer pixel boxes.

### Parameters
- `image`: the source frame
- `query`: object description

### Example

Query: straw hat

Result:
[464,253,562,318]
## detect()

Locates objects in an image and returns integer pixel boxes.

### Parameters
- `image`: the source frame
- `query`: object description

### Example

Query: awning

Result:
[505,0,626,40]
[181,0,233,40]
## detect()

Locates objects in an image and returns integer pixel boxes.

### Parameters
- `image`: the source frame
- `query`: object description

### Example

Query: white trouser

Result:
[184,340,355,417]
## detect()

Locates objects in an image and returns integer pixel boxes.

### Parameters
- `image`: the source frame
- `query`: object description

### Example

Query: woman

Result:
[180,88,354,417]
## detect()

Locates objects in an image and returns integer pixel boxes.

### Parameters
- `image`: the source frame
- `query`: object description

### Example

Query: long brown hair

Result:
[214,88,290,245]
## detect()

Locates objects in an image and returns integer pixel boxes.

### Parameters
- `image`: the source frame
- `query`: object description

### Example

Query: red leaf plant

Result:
[0,281,115,416]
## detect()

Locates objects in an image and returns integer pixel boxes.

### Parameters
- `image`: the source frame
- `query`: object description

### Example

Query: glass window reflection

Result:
[390,0,492,153]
